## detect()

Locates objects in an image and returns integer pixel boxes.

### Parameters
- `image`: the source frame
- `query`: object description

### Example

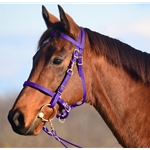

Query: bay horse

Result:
[8,5,150,148]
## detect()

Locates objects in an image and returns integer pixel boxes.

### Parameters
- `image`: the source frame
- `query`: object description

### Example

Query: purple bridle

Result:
[23,27,86,147]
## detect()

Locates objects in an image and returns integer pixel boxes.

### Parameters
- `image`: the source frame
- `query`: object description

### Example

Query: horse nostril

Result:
[12,110,25,127]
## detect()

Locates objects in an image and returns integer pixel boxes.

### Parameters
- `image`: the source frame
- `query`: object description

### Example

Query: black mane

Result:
[85,28,150,84]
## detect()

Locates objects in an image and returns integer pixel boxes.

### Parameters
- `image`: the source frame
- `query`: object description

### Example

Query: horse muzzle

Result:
[7,109,41,135]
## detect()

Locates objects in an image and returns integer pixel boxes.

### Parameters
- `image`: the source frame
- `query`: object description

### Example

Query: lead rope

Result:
[42,121,82,148]
[38,104,82,148]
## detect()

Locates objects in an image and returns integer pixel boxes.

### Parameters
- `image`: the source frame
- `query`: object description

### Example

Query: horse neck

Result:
[85,50,150,147]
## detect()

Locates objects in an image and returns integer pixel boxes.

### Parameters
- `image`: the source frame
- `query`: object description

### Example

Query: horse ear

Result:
[58,5,69,30]
[58,5,80,36]
[42,5,59,28]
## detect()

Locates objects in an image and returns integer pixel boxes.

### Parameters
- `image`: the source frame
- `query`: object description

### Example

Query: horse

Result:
[8,5,150,148]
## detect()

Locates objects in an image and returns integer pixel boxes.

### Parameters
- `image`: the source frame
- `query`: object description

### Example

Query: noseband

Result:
[23,27,86,147]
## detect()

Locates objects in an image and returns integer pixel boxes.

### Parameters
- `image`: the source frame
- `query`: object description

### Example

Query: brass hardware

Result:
[59,117,65,124]
[78,56,83,65]
[67,69,73,75]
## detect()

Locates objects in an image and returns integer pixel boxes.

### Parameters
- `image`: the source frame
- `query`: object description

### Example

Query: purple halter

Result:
[23,27,86,147]
[23,27,86,119]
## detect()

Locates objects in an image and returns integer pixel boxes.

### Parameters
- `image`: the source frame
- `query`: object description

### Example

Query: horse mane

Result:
[85,28,150,84]
[38,25,150,84]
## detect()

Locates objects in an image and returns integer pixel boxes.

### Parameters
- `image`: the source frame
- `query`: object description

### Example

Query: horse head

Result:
[8,5,90,136]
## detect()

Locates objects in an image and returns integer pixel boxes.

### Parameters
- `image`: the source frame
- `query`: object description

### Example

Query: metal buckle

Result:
[65,106,71,113]
[74,48,80,53]
[67,68,73,75]
[73,48,80,58]
[78,56,83,65]
[76,100,83,105]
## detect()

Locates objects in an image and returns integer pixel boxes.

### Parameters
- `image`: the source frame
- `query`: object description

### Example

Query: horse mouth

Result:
[25,118,43,135]
[8,105,56,136]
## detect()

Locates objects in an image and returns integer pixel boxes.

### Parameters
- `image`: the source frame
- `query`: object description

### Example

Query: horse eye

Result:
[52,57,63,65]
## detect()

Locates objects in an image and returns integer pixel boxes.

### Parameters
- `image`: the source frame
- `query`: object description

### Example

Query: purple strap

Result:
[23,81,54,97]
[50,32,84,49]
[42,126,82,148]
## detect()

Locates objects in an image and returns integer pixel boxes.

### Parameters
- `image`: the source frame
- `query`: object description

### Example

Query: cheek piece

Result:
[23,27,86,148]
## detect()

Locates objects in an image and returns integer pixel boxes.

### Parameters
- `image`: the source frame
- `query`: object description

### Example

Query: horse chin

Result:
[24,118,44,136]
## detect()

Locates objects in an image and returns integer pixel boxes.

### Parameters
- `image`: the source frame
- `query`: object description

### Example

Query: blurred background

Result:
[0,2,150,148]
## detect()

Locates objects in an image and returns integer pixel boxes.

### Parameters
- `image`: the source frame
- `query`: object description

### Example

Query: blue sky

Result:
[0,3,150,99]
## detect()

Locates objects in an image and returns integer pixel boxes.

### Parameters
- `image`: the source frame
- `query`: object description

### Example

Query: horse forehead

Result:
[48,41,74,56]
[38,33,75,58]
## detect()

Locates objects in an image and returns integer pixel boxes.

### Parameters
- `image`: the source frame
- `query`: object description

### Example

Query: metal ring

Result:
[59,117,65,124]
[49,107,57,121]
[38,104,57,122]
